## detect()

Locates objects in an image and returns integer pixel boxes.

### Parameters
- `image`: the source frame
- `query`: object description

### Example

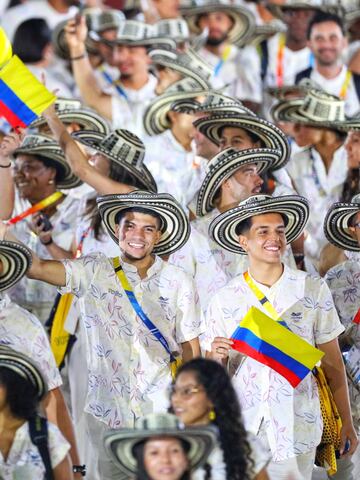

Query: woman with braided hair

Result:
[170,358,269,480]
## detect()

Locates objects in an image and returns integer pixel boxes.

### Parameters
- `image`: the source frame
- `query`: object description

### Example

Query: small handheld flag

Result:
[0,28,56,128]
[230,307,324,388]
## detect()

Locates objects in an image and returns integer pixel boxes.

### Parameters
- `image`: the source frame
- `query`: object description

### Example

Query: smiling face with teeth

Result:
[115,210,162,262]
[238,212,287,265]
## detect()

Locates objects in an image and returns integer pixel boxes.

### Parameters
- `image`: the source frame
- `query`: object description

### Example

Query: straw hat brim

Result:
[266,2,325,21]
[14,144,82,190]
[196,147,281,217]
[194,113,290,170]
[143,87,210,136]
[30,108,110,135]
[180,4,255,47]
[0,346,47,400]
[71,131,157,192]
[209,195,309,254]
[150,51,211,90]
[0,241,32,293]
[324,202,360,252]
[97,192,190,256]
[171,96,253,116]
[271,99,360,131]
[104,426,216,476]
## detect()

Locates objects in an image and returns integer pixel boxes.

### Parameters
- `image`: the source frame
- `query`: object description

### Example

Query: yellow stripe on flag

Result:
[0,56,56,115]
[0,27,12,68]
[241,307,324,370]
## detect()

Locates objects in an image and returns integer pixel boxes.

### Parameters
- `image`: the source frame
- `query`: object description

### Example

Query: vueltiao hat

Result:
[14,134,82,189]
[194,112,290,170]
[30,97,111,134]
[97,191,190,256]
[248,19,287,46]
[324,194,360,251]
[171,91,253,116]
[271,88,360,131]
[72,129,157,192]
[209,194,309,254]
[143,78,211,136]
[154,18,210,50]
[0,346,48,400]
[149,46,213,90]
[180,0,256,47]
[196,147,282,217]
[0,241,32,292]
[104,413,216,476]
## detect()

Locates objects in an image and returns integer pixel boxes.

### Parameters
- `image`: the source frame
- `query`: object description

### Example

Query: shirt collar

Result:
[0,293,11,311]
[119,254,163,280]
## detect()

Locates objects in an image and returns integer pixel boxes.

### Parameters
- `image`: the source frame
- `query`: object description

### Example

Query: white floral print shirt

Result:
[59,253,203,427]
[202,266,344,461]
[287,146,348,264]
[325,253,360,430]
[0,293,62,390]
[169,209,296,315]
[0,421,69,480]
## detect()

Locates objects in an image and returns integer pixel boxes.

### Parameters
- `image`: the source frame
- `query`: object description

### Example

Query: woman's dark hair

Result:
[36,154,66,183]
[133,438,191,480]
[86,160,147,240]
[174,358,253,480]
[218,126,266,148]
[13,18,52,63]
[0,367,39,420]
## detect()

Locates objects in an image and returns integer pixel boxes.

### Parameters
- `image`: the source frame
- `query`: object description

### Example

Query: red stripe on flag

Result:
[353,308,360,324]
[232,339,302,388]
[0,99,27,128]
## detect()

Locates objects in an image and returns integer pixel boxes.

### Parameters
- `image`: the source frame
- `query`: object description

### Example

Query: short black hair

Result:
[0,367,39,420]
[115,206,162,230]
[235,212,288,236]
[307,11,345,40]
[13,18,52,63]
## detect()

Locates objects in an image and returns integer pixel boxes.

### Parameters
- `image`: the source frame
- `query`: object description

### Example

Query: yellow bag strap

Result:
[243,271,281,321]
[50,293,74,368]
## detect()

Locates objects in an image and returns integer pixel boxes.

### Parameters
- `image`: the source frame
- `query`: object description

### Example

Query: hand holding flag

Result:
[230,307,324,388]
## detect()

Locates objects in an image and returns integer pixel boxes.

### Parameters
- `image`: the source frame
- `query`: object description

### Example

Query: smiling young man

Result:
[203,194,358,480]
[295,11,360,116]
[0,191,202,480]
[169,146,288,314]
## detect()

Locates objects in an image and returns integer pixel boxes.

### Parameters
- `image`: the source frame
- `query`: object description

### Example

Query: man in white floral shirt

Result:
[0,191,202,480]
[204,194,358,480]
[170,139,295,315]
[324,194,360,479]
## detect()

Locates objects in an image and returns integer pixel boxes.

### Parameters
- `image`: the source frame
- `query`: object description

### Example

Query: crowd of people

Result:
[0,0,360,479]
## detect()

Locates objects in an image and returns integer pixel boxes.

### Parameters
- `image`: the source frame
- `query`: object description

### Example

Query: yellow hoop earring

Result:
[209,409,216,421]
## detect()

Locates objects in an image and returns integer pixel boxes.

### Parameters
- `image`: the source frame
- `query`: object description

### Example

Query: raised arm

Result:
[0,222,66,286]
[65,16,112,120]
[42,105,133,195]
[0,130,24,219]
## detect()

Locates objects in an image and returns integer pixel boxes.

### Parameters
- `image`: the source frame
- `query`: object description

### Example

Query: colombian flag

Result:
[0,28,56,128]
[230,307,324,387]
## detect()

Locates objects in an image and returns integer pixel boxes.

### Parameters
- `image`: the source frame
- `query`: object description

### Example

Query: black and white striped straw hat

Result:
[0,241,32,292]
[196,147,282,217]
[143,78,211,136]
[30,98,111,134]
[72,129,157,192]
[324,194,360,252]
[194,112,290,170]
[97,191,190,256]
[0,346,48,400]
[150,46,212,90]
[171,91,253,116]
[14,134,82,189]
[209,194,309,254]
[180,0,256,47]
